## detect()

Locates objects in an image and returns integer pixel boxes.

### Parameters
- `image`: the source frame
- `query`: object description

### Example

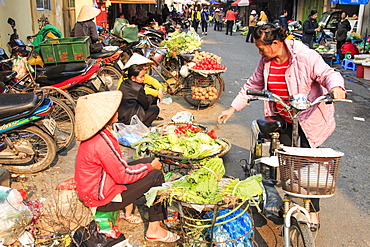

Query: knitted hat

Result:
[77,5,101,22]
[123,53,154,69]
[75,91,122,141]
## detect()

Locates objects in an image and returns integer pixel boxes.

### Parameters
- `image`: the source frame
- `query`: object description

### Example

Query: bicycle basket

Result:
[276,147,343,198]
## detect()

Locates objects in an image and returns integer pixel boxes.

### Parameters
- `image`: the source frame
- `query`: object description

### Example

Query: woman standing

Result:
[225,8,236,36]
[335,11,351,60]
[74,91,179,243]
[191,6,201,33]
[218,24,346,232]
[302,9,321,49]
[246,10,257,43]
[201,6,210,35]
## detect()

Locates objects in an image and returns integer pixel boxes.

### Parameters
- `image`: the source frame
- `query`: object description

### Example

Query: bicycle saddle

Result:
[0,93,39,120]
[0,71,17,83]
[257,116,286,135]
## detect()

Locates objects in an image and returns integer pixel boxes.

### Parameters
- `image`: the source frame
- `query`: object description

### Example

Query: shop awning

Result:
[231,0,241,6]
[330,0,369,4]
[238,0,249,6]
[110,0,156,4]
[210,0,221,4]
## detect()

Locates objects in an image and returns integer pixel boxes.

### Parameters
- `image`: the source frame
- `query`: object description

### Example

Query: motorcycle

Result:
[0,91,57,174]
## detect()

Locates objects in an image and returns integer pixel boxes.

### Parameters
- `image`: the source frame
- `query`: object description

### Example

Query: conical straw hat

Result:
[77,5,101,22]
[124,53,154,69]
[75,91,122,141]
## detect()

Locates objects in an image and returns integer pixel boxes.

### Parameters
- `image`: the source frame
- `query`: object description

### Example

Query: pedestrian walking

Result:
[225,8,236,36]
[201,6,210,35]
[302,9,320,49]
[336,11,351,60]
[191,6,201,33]
[278,10,288,30]
[162,4,170,22]
[213,8,223,31]
[246,10,258,43]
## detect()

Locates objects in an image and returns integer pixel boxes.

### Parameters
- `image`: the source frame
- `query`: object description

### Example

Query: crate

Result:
[40,37,90,64]
[276,147,343,198]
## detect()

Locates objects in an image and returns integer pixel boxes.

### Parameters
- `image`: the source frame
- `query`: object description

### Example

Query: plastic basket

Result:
[276,147,343,198]
[40,37,90,64]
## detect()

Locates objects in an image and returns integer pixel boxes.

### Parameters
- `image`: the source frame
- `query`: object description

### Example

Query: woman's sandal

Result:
[145,231,180,243]
[310,223,320,232]
[123,215,143,224]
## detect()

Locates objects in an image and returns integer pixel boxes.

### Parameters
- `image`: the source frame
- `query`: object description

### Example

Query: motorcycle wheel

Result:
[98,65,123,91]
[2,126,56,174]
[183,73,224,108]
[48,96,75,154]
[68,86,96,102]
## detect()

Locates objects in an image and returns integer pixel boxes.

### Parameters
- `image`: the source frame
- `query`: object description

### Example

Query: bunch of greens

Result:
[131,131,227,159]
[160,30,202,58]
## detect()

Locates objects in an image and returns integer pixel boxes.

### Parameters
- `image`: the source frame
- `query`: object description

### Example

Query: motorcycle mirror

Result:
[7,18,16,27]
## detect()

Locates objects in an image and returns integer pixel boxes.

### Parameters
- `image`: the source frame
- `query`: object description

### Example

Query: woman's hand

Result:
[151,158,162,170]
[217,107,236,124]
[330,87,346,99]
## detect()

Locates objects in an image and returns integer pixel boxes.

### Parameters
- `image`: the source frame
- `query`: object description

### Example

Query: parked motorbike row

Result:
[0,17,199,174]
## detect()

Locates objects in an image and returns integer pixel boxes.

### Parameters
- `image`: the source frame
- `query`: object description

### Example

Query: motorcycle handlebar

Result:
[246,89,270,97]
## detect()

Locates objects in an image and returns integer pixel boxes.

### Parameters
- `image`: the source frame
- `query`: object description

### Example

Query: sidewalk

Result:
[332,63,370,88]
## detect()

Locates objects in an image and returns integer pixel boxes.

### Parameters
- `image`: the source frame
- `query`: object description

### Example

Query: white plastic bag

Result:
[0,186,32,245]
[171,111,194,123]
[113,115,150,146]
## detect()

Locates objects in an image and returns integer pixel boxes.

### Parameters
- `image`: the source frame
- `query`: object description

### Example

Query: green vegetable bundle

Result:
[160,30,202,58]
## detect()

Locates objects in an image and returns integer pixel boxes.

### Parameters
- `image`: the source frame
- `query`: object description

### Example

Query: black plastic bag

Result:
[262,179,283,217]
[69,220,125,247]
[90,43,103,53]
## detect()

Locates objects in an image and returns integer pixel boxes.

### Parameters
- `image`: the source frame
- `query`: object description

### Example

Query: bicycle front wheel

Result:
[98,65,123,91]
[289,218,315,247]
[183,73,224,108]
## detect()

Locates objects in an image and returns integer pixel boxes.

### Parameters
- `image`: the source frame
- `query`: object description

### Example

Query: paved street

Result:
[12,28,370,246]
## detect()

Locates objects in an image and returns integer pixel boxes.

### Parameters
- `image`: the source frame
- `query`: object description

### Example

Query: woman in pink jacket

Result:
[218,23,347,231]
[74,91,179,243]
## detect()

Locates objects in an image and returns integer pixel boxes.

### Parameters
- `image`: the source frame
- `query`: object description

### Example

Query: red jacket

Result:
[225,10,236,21]
[341,42,359,57]
[74,128,153,207]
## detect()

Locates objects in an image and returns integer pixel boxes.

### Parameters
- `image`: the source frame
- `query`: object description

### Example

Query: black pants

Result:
[143,105,159,127]
[214,21,220,31]
[246,26,255,42]
[279,122,320,212]
[225,20,234,35]
[201,20,208,33]
[97,158,167,222]
[337,40,346,60]
[192,21,199,33]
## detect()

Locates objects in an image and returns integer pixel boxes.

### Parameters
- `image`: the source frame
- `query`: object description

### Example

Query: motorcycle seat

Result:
[88,50,117,59]
[36,63,89,85]
[0,93,39,120]
[256,116,286,135]
[142,27,164,36]
[0,71,17,83]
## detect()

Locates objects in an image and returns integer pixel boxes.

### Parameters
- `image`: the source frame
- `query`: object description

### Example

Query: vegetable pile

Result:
[191,58,226,71]
[160,30,202,58]
[191,86,219,100]
[144,157,263,206]
[193,51,222,63]
[131,124,227,159]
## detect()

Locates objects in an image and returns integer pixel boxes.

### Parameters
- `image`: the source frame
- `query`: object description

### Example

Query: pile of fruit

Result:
[191,86,218,100]
[193,51,222,63]
[191,58,226,71]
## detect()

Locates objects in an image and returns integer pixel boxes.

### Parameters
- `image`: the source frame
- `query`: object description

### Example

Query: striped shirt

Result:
[267,59,292,122]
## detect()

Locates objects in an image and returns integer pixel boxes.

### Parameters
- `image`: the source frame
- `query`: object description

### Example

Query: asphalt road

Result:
[11,28,370,246]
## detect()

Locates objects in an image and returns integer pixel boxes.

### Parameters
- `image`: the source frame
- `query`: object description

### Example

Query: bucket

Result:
[356,64,364,78]
[363,66,370,80]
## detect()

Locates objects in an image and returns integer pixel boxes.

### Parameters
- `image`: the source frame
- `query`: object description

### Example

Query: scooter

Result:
[0,91,57,174]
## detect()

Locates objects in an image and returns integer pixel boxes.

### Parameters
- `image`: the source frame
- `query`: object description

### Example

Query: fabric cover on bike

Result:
[112,18,139,43]
[0,94,39,119]
[256,116,286,135]
[0,71,17,83]
[32,24,63,53]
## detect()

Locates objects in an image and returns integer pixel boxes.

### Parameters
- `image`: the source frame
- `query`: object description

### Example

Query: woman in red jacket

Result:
[74,91,179,243]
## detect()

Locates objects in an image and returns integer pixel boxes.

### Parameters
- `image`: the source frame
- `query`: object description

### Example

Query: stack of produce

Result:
[191,58,226,71]
[191,86,219,101]
[131,124,227,159]
[160,30,202,58]
[192,51,222,63]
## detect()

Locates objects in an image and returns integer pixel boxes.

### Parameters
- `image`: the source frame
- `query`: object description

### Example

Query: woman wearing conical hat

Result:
[70,5,100,44]
[74,91,180,243]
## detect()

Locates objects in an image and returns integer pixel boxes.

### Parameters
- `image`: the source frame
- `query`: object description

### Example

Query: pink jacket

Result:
[74,128,153,207]
[231,39,345,147]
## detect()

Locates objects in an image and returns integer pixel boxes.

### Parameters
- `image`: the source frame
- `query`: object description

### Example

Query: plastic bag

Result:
[171,111,194,123]
[114,115,150,146]
[0,186,32,245]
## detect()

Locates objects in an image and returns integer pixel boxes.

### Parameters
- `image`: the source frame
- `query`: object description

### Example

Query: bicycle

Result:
[134,37,225,108]
[243,89,351,246]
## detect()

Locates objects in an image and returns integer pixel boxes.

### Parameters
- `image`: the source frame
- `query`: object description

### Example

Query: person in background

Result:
[201,6,210,35]
[225,7,236,36]
[258,9,269,25]
[191,6,201,33]
[70,5,100,44]
[341,39,359,58]
[246,10,258,43]
[162,4,170,23]
[118,65,160,127]
[213,8,223,31]
[278,10,288,30]
[218,24,346,232]
[183,5,190,18]
[74,91,180,243]
[302,9,320,49]
[335,11,351,60]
